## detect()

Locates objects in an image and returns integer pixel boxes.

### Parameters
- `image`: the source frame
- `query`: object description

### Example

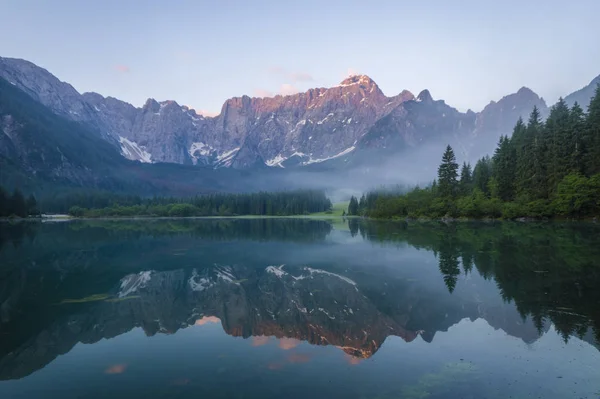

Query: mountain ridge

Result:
[1,56,598,193]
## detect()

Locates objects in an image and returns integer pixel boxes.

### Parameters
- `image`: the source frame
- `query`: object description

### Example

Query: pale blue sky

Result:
[1,0,599,115]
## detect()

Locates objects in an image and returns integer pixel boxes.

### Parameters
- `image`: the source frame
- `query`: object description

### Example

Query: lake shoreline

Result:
[1,214,597,224]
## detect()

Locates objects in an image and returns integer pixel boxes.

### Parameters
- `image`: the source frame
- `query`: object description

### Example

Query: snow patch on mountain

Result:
[215,147,240,167]
[189,142,215,164]
[265,154,286,168]
[265,265,357,288]
[303,146,355,165]
[119,136,153,163]
[304,267,357,286]
[189,269,214,292]
[266,265,287,278]
[119,271,152,297]
[317,113,334,125]
[214,266,240,285]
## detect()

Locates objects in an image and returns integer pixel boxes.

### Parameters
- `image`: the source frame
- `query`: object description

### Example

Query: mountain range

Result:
[0,56,598,194]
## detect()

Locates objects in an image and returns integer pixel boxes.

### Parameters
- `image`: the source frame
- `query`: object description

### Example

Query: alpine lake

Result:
[0,218,599,399]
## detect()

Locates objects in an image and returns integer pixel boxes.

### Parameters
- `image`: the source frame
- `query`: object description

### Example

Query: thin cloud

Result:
[193,109,219,117]
[252,336,271,346]
[253,89,274,98]
[278,337,301,350]
[105,364,127,374]
[279,84,299,96]
[344,354,363,365]
[115,65,130,73]
[289,72,314,82]
[195,316,221,326]
[267,362,284,370]
[268,66,286,75]
[287,353,311,364]
[175,51,194,61]
[268,66,314,83]
[254,84,300,98]
[345,68,360,78]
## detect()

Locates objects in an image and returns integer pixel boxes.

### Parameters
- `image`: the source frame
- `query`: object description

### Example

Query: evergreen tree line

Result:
[347,191,384,216]
[359,86,600,219]
[67,190,332,218]
[0,187,38,218]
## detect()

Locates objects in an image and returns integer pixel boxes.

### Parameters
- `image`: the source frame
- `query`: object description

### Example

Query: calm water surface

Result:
[0,219,599,399]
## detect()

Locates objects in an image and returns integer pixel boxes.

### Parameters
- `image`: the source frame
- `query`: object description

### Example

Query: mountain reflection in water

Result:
[0,219,599,398]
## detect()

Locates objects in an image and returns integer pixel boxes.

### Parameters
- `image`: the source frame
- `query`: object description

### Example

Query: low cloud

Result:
[115,65,130,73]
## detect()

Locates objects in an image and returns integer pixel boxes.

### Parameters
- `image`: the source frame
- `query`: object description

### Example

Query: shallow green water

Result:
[0,219,599,399]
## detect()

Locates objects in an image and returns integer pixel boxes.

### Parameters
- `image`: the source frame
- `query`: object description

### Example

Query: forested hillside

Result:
[351,86,600,219]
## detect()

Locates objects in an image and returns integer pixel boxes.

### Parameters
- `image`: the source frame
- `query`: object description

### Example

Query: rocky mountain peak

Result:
[339,74,377,87]
[417,89,434,103]
[516,86,538,98]
[398,89,416,102]
[142,98,160,113]
[472,86,548,144]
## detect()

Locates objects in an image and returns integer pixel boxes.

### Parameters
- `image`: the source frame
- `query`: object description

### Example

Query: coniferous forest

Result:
[350,86,600,219]
[66,190,332,218]
[0,187,38,218]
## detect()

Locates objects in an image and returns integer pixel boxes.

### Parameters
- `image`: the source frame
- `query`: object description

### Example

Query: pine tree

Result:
[492,135,517,201]
[473,156,492,194]
[584,85,600,175]
[348,196,359,216]
[437,145,459,199]
[9,189,27,217]
[532,139,549,199]
[570,102,586,174]
[511,117,527,144]
[358,194,366,213]
[459,162,472,196]
[545,98,571,192]
[0,187,8,217]
[515,107,542,200]
[511,117,528,197]
[26,194,38,216]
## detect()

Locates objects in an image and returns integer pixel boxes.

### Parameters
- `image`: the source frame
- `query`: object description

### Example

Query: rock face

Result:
[0,56,597,169]
[564,74,600,109]
[0,58,99,127]
[0,76,128,187]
